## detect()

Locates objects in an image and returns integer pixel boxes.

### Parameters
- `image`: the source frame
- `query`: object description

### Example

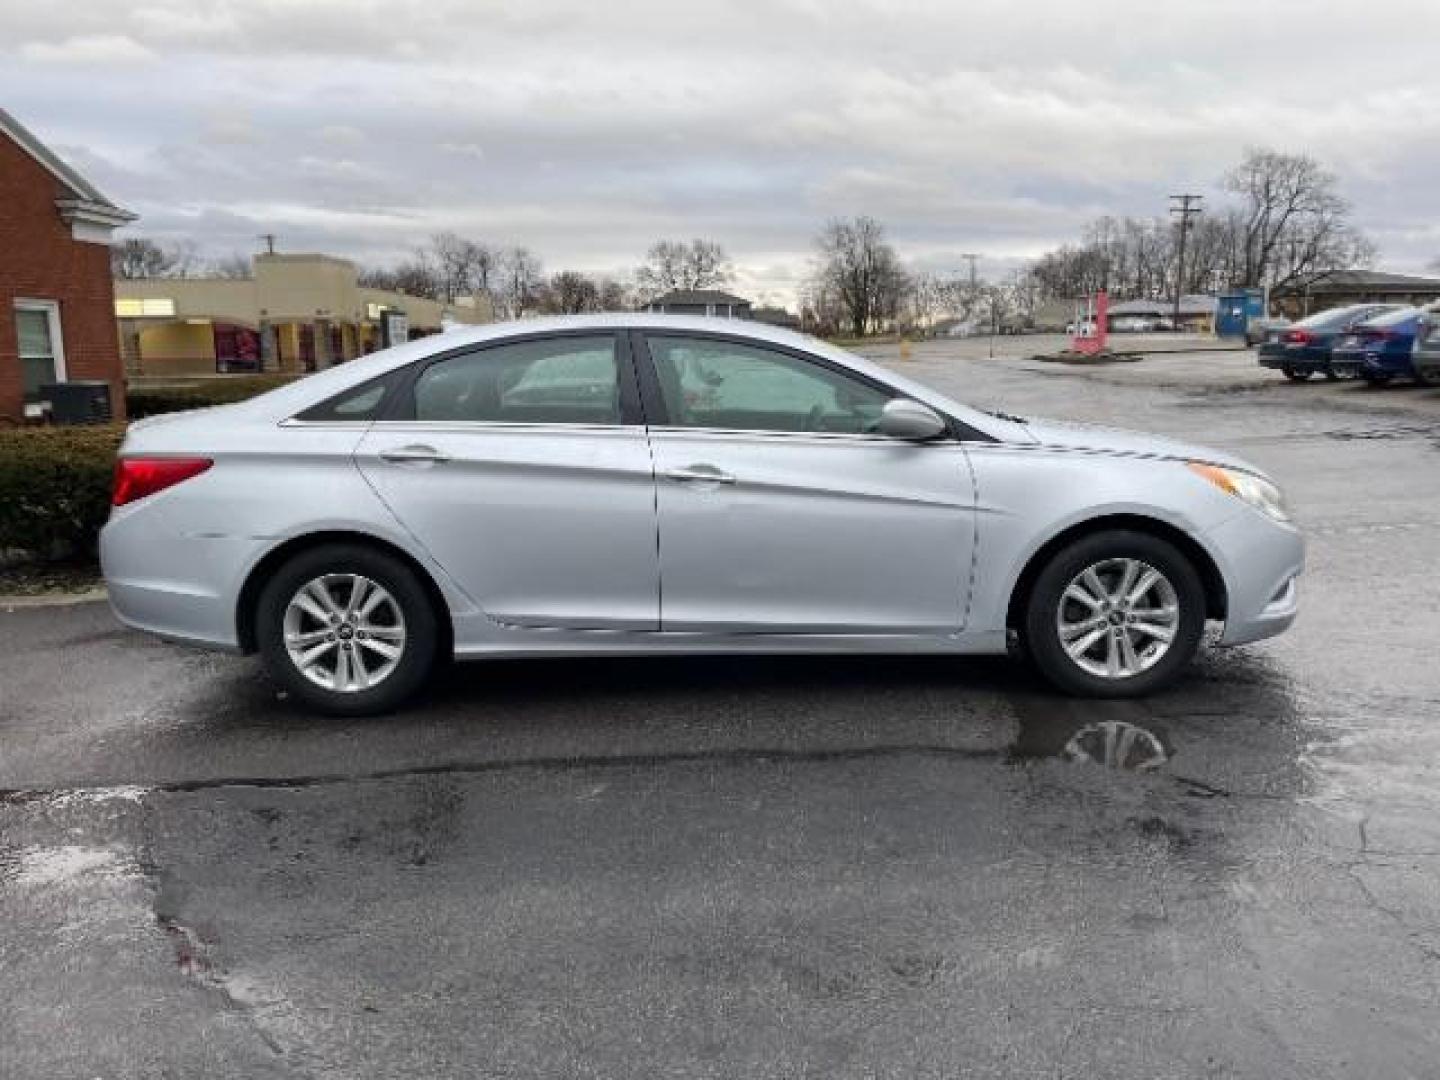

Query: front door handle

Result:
[665,464,736,485]
[379,444,451,466]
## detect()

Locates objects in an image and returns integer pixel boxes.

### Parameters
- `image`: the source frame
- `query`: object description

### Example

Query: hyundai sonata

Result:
[101,315,1303,714]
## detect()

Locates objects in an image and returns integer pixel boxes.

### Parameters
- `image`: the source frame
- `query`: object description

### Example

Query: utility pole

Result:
[960,253,985,349]
[258,233,278,255]
[1169,195,1202,332]
[960,253,980,293]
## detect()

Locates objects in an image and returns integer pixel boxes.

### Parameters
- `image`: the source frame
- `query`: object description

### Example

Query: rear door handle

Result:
[379,444,451,466]
[665,464,736,485]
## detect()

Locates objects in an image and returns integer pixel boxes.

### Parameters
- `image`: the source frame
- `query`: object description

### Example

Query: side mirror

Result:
[877,398,947,441]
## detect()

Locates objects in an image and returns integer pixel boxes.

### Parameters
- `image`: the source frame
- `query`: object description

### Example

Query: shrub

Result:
[127,374,299,418]
[0,426,125,560]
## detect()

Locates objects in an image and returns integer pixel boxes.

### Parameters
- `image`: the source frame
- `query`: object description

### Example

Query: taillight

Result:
[112,457,213,507]
[1285,329,1312,344]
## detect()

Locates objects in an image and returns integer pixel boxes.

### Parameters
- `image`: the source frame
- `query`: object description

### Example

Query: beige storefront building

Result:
[115,253,493,377]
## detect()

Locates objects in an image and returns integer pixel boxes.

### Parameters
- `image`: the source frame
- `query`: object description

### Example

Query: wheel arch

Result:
[1004,513,1228,635]
[236,530,454,658]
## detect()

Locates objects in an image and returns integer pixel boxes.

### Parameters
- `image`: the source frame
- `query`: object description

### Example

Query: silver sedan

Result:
[101,315,1303,714]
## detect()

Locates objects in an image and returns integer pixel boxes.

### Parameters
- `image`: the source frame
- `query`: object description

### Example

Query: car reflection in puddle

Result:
[1062,720,1169,771]
[1008,696,1171,774]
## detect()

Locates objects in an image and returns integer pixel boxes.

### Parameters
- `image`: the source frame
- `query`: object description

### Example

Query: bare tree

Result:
[206,252,254,279]
[1224,148,1371,291]
[596,278,634,312]
[635,239,731,299]
[427,232,498,303]
[811,216,908,337]
[496,247,544,319]
[545,271,601,314]
[359,257,441,299]
[111,237,189,279]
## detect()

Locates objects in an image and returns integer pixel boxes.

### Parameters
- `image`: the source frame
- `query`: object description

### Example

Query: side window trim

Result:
[379,330,644,427]
[632,330,992,442]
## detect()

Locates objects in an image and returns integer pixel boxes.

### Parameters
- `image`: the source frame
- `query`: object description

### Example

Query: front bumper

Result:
[1202,509,1305,646]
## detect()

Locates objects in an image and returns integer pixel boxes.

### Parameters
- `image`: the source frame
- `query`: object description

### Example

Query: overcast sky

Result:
[3,0,1438,304]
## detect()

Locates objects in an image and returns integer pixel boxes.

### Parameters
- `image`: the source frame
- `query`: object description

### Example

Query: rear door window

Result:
[411,335,623,425]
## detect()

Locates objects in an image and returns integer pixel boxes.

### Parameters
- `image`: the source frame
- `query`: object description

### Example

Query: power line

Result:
[1169,195,1203,331]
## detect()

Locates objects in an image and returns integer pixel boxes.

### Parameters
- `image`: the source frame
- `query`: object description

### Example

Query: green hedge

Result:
[0,426,125,560]
[127,374,299,418]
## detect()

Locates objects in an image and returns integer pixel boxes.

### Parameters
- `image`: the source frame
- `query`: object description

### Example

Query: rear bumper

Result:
[1332,353,1412,379]
[1202,510,1305,646]
[1258,347,1327,372]
[99,504,248,650]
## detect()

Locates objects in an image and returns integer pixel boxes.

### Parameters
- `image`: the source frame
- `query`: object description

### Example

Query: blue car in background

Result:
[1329,306,1438,384]
[1257,303,1404,381]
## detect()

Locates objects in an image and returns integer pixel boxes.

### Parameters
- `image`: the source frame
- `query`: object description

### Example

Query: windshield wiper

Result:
[986,409,1028,424]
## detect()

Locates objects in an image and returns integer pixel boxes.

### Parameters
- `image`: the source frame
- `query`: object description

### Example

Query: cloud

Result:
[4,0,1439,301]
[19,34,155,65]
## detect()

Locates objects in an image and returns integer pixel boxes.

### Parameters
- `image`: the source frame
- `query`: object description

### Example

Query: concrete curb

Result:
[0,587,108,610]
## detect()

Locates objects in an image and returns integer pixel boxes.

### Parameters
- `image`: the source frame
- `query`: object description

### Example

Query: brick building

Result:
[0,108,135,423]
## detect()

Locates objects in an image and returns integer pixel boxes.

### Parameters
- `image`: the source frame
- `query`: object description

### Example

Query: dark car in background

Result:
[1257,304,1404,381]
[1329,306,1435,384]
[1245,316,1290,348]
[1411,314,1440,387]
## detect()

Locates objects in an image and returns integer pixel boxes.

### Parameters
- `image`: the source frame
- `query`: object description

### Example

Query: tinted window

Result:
[1296,306,1367,330]
[647,336,892,434]
[1361,307,1421,328]
[413,336,621,425]
[294,371,399,422]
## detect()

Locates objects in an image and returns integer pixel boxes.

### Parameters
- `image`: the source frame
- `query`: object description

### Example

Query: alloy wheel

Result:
[282,573,407,692]
[1055,558,1180,680]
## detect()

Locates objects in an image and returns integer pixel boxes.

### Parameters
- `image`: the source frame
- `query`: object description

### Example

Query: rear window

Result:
[1361,307,1421,328]
[1296,307,1368,330]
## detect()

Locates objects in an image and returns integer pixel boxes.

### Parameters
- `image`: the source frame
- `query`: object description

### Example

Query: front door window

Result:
[646,335,891,434]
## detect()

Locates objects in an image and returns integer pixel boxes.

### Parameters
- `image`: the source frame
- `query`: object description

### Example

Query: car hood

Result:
[1016,417,1266,477]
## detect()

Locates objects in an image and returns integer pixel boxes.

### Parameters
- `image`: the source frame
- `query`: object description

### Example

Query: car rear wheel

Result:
[1415,367,1440,388]
[1362,373,1392,387]
[1022,530,1206,698]
[1282,364,1311,382]
[256,544,440,716]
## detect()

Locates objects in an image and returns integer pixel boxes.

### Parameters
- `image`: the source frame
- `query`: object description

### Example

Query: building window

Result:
[14,300,66,401]
[115,298,177,318]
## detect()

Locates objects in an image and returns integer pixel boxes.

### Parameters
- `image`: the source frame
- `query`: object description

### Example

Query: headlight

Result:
[1187,463,1290,523]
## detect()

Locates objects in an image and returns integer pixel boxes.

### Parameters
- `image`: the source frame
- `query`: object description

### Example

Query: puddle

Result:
[1062,721,1169,771]
[1008,697,1171,773]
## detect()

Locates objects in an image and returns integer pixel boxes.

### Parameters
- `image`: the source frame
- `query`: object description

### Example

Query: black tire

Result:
[1323,368,1342,382]
[1022,529,1206,699]
[255,543,441,716]
[1281,364,1311,382]
[1415,367,1440,388]
[1361,374,1391,387]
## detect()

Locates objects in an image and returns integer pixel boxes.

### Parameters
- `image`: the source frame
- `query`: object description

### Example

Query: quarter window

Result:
[14,301,64,402]
[413,336,622,425]
[646,335,892,434]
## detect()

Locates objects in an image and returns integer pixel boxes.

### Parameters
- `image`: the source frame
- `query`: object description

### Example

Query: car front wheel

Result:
[1023,530,1206,698]
[1282,364,1311,382]
[256,543,440,716]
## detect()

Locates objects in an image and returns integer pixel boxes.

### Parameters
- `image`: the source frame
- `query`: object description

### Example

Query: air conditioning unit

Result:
[40,381,113,425]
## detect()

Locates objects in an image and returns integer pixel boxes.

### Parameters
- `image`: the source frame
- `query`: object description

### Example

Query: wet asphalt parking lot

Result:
[3,335,1439,1078]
